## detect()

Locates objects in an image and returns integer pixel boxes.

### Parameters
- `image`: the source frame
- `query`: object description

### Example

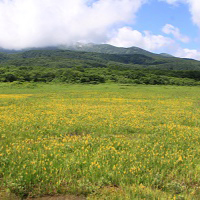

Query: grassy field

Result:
[1,82,200,199]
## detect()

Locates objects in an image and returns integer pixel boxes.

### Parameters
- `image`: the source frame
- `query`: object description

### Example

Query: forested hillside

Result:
[1,47,200,85]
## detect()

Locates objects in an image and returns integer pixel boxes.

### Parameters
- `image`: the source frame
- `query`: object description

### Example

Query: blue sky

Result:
[0,0,200,60]
[136,1,196,41]
[135,0,199,50]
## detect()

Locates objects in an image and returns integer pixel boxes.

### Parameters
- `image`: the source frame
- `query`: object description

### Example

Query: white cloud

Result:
[162,24,190,43]
[187,0,200,28]
[175,48,200,60]
[0,0,147,49]
[107,27,175,51]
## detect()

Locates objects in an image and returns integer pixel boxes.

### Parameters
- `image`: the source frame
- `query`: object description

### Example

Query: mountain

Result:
[0,46,59,54]
[0,43,200,71]
[0,43,192,62]
[0,47,199,71]
[159,53,174,58]
[59,43,162,58]
[0,48,20,54]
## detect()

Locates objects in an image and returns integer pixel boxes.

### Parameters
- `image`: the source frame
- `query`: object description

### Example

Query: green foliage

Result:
[0,49,200,85]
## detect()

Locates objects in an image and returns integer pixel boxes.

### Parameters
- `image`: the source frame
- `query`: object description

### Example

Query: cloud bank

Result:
[0,0,146,49]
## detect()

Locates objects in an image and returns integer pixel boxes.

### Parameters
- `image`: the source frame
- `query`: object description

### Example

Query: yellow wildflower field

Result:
[0,83,200,199]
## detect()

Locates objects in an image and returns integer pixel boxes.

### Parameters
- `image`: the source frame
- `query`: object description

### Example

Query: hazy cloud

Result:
[0,0,146,49]
[162,24,190,43]
[159,0,185,5]
[107,27,175,51]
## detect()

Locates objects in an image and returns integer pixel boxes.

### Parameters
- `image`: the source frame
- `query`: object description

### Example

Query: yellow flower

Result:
[140,184,146,189]
[178,156,183,162]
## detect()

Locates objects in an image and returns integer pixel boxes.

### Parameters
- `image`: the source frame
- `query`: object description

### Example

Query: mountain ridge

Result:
[0,43,175,59]
[0,43,200,71]
[59,43,175,58]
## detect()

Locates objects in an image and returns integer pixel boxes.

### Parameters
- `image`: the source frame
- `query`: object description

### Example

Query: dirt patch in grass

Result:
[0,189,86,200]
[0,188,20,200]
[27,195,86,200]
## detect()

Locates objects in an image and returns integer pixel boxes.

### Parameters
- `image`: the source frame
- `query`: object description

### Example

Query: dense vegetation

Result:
[1,84,200,199]
[0,46,200,85]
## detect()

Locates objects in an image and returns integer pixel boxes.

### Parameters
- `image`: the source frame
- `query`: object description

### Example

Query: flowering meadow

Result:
[1,83,200,199]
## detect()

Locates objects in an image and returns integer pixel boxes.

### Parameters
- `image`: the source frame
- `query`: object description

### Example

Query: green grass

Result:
[1,83,200,199]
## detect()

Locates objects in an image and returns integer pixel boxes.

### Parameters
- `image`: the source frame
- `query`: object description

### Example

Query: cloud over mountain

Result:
[0,0,199,60]
[0,0,146,49]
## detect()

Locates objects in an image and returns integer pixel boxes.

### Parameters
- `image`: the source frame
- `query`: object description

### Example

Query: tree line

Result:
[0,49,200,85]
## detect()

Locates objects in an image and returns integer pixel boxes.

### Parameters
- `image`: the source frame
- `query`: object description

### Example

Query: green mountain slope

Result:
[0,48,200,70]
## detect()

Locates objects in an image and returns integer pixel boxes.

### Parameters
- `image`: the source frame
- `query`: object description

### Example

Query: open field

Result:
[1,83,200,199]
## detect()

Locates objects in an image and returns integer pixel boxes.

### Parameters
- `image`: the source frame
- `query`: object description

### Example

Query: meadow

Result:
[1,82,200,199]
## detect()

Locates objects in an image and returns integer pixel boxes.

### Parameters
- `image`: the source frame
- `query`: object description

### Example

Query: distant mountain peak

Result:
[160,53,174,58]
